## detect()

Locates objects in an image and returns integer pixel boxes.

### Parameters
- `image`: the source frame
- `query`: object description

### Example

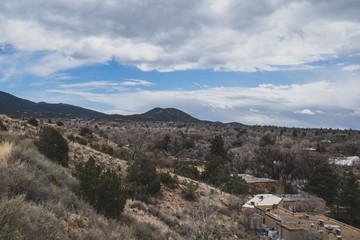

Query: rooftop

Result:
[260,206,360,239]
[238,174,278,183]
[243,194,283,209]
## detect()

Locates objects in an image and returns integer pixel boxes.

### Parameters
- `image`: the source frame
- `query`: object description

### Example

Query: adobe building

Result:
[242,194,283,212]
[238,174,278,193]
[280,194,326,214]
[255,206,360,240]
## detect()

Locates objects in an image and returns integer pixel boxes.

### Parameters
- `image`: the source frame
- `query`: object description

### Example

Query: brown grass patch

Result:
[0,141,13,164]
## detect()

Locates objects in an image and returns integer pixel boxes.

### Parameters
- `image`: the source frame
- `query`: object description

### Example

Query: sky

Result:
[0,0,360,129]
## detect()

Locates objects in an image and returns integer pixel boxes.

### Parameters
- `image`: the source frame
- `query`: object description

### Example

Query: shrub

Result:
[67,134,76,142]
[181,180,199,201]
[0,195,65,240]
[74,157,128,219]
[0,141,13,165]
[0,119,7,131]
[76,136,88,145]
[27,117,38,127]
[36,126,69,167]
[174,164,200,180]
[223,175,248,195]
[56,121,64,126]
[80,127,93,137]
[101,144,114,156]
[147,205,179,227]
[259,134,274,147]
[127,154,161,203]
[114,148,132,161]
[159,172,179,189]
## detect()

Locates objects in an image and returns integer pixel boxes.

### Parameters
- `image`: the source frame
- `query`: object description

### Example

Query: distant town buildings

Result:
[329,156,360,166]
[242,194,360,240]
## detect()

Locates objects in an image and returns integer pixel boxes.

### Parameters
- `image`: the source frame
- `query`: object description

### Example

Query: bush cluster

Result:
[127,154,161,203]
[159,172,179,189]
[74,157,128,219]
[27,117,38,127]
[36,126,69,167]
[0,119,7,131]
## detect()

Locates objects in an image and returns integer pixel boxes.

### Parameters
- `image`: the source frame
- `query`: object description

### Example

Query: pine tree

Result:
[305,163,339,206]
[338,174,360,223]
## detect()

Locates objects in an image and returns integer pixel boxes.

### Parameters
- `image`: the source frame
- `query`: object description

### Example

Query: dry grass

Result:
[0,141,13,165]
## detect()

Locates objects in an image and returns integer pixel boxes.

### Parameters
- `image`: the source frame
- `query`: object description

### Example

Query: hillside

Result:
[0,115,257,239]
[0,91,106,118]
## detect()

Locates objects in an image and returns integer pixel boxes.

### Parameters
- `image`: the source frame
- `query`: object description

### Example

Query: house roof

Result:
[257,206,360,238]
[243,194,283,209]
[238,174,278,183]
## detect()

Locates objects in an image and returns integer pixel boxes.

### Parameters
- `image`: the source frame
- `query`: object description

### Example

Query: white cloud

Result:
[46,77,360,128]
[121,79,155,86]
[0,0,359,76]
[294,109,315,115]
[342,65,360,72]
[57,81,118,88]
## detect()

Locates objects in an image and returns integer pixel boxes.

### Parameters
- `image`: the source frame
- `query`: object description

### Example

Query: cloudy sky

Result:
[1,0,360,129]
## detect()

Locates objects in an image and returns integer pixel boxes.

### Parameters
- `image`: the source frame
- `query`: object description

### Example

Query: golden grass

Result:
[0,141,13,165]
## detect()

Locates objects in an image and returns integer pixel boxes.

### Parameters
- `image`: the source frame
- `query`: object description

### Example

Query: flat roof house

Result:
[238,174,278,193]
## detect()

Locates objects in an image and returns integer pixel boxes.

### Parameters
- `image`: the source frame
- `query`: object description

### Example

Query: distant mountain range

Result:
[0,91,106,118]
[0,91,208,123]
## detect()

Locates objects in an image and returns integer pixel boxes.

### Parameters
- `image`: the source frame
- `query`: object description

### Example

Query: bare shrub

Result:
[0,195,65,240]
[0,141,13,165]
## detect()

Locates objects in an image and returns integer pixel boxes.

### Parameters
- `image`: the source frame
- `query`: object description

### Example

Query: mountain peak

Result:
[137,107,200,123]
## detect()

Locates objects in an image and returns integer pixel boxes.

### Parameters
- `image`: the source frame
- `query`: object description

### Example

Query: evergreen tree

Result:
[202,155,228,186]
[74,157,127,219]
[97,169,127,219]
[304,163,339,206]
[210,135,227,160]
[223,175,248,195]
[37,126,69,167]
[74,157,102,205]
[338,174,360,223]
[174,164,200,180]
[126,154,161,202]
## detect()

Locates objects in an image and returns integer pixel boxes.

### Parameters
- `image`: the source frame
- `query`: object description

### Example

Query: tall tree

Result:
[338,174,360,223]
[305,163,339,206]
[210,135,228,160]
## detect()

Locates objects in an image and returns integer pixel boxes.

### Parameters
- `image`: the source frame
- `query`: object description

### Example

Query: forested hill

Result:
[0,91,106,118]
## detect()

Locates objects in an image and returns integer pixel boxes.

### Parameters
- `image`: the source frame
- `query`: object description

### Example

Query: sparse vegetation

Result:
[1,111,360,237]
